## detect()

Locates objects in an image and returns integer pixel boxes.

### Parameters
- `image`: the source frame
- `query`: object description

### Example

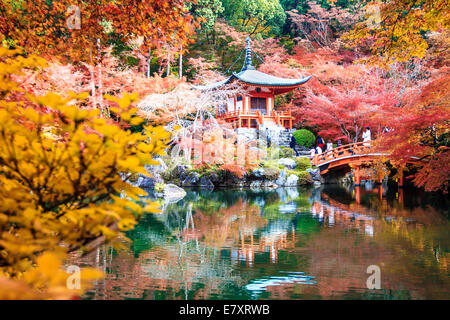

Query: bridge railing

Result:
[312,141,372,166]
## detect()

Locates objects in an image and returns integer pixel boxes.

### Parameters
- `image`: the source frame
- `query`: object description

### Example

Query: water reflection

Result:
[82,184,449,300]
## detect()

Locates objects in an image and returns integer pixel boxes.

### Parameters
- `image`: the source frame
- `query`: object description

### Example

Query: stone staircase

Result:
[276,130,292,148]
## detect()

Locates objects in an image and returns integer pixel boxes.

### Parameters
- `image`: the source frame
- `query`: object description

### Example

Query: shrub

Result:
[293,129,315,148]
[297,171,313,185]
[219,164,247,179]
[295,157,312,171]
[280,146,296,158]
[286,169,313,185]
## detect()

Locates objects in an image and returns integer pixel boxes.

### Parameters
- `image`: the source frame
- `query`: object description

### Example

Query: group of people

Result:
[308,127,371,157]
[284,126,373,158]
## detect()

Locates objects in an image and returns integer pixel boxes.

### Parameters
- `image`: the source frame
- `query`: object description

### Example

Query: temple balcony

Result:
[217,109,293,130]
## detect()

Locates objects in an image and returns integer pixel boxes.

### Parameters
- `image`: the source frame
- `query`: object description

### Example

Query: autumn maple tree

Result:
[344,0,450,66]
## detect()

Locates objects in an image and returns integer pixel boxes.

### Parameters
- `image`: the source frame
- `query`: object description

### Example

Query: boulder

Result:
[171,164,191,181]
[263,167,280,180]
[285,174,299,187]
[199,176,214,189]
[275,169,287,186]
[182,172,200,186]
[138,176,155,188]
[278,158,296,169]
[137,173,163,189]
[208,172,221,184]
[162,184,186,203]
[145,158,168,174]
[307,168,322,182]
[252,168,265,179]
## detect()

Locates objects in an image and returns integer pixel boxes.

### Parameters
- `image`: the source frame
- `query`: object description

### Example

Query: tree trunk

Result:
[166,53,171,77]
[146,47,151,78]
[179,45,183,80]
[97,39,104,116]
[89,46,97,111]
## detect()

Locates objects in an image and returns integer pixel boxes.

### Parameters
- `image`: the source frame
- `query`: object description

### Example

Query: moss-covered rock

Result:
[295,157,312,171]
[263,167,281,180]
[286,169,313,185]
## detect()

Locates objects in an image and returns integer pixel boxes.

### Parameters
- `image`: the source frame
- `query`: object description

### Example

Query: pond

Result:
[82,183,449,300]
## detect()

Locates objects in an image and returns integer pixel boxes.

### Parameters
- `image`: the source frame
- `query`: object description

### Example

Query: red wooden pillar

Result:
[355,186,361,204]
[398,169,404,188]
[398,188,404,206]
[378,185,384,200]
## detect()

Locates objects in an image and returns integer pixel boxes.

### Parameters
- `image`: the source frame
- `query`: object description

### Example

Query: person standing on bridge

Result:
[326,140,333,152]
[317,135,325,150]
[337,140,343,156]
[315,145,322,155]
[362,127,371,146]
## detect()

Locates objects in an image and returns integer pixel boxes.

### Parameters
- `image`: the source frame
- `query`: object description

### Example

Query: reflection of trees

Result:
[82,186,449,300]
[312,185,450,299]
[185,199,267,248]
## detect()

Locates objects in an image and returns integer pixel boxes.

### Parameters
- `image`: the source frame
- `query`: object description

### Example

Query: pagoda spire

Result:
[241,36,255,71]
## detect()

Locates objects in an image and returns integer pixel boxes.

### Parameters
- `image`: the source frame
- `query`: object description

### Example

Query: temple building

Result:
[196,37,311,131]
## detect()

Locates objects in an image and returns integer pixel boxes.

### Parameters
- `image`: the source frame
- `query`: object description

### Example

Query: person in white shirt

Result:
[315,145,322,154]
[326,140,333,152]
[362,126,371,146]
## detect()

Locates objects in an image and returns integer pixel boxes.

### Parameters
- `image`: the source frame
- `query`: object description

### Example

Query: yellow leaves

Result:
[0,252,104,300]
[144,202,162,214]
[105,92,138,110]
[343,0,450,66]
[0,48,170,299]
[118,156,141,171]
[117,218,137,231]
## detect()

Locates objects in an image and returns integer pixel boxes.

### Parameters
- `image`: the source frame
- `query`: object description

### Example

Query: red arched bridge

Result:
[311,141,415,186]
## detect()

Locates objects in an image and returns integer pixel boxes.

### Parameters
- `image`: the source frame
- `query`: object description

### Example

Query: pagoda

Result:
[196,37,311,130]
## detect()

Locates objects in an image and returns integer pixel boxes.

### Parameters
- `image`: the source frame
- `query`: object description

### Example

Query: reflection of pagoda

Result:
[197,37,311,130]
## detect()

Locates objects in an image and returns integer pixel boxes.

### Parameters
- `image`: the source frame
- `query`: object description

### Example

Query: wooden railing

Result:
[276,111,292,118]
[256,110,264,126]
[218,109,241,119]
[312,141,372,167]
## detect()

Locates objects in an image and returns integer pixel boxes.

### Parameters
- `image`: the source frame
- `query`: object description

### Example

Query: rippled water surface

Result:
[83,184,449,300]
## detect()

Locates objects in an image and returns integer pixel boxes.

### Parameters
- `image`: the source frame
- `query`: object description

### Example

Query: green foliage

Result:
[286,169,313,185]
[262,158,284,170]
[293,129,315,148]
[188,0,224,31]
[154,183,165,193]
[221,0,286,36]
[190,163,224,178]
[295,157,312,171]
[280,146,296,158]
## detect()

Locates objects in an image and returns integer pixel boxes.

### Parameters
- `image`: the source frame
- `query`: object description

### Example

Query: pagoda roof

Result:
[194,37,311,91]
[194,69,311,91]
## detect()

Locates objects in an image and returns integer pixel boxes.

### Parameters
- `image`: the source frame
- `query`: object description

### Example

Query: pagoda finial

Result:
[242,36,255,71]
